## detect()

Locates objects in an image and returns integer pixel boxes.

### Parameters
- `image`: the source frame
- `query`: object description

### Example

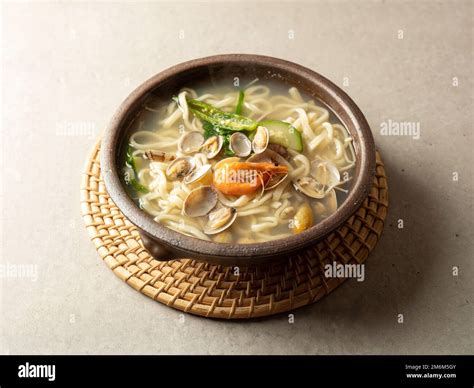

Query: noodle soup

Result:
[122,81,356,244]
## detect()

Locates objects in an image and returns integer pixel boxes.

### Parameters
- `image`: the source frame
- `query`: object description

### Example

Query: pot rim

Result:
[101,53,375,259]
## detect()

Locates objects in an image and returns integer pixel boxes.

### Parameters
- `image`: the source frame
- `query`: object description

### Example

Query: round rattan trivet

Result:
[81,141,388,319]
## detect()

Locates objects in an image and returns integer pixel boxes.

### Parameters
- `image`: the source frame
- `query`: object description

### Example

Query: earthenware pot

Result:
[101,54,376,265]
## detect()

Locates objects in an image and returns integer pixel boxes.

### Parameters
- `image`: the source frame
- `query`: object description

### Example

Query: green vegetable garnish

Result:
[125,145,149,194]
[202,121,235,156]
[235,90,245,115]
[187,99,257,132]
[125,145,136,170]
[259,120,303,152]
[181,96,304,155]
[130,178,149,194]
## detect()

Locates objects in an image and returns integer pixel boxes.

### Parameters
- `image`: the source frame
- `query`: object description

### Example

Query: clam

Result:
[165,157,195,181]
[247,149,289,191]
[183,164,213,188]
[229,132,251,157]
[313,189,338,219]
[247,153,270,163]
[310,158,340,188]
[178,131,204,154]
[144,150,176,163]
[267,143,289,159]
[203,206,237,235]
[252,126,269,154]
[183,185,218,217]
[200,135,223,159]
[247,148,289,167]
[293,176,325,199]
[264,172,288,191]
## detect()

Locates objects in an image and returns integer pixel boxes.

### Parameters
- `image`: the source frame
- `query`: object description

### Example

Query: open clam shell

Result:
[203,206,237,235]
[200,135,223,159]
[183,164,213,188]
[183,185,218,217]
[144,151,176,163]
[246,149,289,192]
[313,189,338,219]
[247,148,289,167]
[310,158,340,188]
[264,172,288,191]
[178,131,204,154]
[293,176,326,199]
[267,143,289,159]
[252,126,269,154]
[229,132,251,157]
[165,156,195,181]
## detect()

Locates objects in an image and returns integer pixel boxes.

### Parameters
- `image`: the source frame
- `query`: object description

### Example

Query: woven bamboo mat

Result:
[81,140,388,319]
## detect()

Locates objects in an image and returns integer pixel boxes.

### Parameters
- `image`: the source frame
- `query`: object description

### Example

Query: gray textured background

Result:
[1,1,472,354]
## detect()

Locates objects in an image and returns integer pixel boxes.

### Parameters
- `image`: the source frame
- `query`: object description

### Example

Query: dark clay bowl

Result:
[101,54,375,266]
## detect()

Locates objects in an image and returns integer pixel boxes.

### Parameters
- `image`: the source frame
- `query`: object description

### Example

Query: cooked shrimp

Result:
[213,160,288,196]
